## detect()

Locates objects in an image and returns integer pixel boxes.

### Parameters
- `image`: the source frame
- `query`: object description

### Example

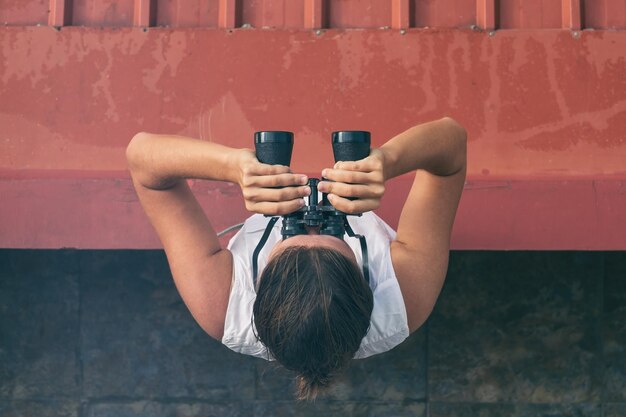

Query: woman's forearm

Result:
[126,132,242,190]
[380,117,467,180]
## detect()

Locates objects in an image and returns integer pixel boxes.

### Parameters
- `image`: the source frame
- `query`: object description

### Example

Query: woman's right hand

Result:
[234,149,311,216]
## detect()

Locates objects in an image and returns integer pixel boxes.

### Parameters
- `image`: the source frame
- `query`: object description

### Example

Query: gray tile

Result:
[80,250,256,400]
[86,401,251,417]
[604,403,626,417]
[254,401,425,417]
[256,324,427,401]
[429,402,601,417]
[255,361,294,399]
[0,250,81,399]
[353,402,426,417]
[604,252,626,402]
[254,401,350,417]
[0,400,79,417]
[429,252,603,403]
[429,402,514,417]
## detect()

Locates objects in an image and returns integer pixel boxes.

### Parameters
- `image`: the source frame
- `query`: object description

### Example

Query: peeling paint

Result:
[142,32,188,94]
[0,113,125,171]
[282,34,302,70]
[0,27,625,178]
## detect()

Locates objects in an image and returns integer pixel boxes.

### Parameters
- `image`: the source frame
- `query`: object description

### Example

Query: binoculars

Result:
[255,130,370,238]
[251,130,371,285]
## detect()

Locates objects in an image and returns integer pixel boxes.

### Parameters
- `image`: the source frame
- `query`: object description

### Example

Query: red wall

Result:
[1,1,625,249]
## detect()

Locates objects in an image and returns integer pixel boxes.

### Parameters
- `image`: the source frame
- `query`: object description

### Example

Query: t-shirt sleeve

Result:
[222,221,273,360]
[353,226,409,359]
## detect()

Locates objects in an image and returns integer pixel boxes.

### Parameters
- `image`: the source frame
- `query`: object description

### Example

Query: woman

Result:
[126,117,467,400]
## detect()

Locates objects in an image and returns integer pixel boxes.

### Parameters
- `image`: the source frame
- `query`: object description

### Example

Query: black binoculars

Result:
[251,130,371,284]
[255,130,370,238]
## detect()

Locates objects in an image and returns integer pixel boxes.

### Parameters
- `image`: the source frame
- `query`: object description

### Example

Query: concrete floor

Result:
[0,250,624,416]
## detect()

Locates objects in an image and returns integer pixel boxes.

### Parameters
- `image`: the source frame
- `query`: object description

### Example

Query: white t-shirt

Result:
[221,211,409,360]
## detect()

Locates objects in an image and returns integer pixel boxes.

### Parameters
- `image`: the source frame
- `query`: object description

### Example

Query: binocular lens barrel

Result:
[254,130,370,166]
[332,131,371,162]
[254,131,294,166]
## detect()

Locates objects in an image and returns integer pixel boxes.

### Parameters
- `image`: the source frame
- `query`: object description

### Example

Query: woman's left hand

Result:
[317,148,386,214]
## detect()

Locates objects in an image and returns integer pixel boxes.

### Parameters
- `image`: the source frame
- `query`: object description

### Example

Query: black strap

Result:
[252,216,279,288]
[344,218,370,284]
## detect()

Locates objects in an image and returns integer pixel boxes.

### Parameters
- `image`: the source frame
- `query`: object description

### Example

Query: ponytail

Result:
[296,372,332,401]
[254,245,373,401]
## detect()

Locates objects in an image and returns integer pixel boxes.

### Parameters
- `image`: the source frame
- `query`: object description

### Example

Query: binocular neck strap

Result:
[252,216,280,288]
[344,219,370,285]
[251,216,370,288]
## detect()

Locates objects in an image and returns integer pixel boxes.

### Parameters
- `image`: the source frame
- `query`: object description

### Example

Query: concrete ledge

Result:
[1,176,624,249]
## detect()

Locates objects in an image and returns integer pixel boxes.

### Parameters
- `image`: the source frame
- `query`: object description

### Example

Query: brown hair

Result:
[253,245,373,401]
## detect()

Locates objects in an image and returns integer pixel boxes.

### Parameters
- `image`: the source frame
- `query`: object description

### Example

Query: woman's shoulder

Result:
[351,212,409,358]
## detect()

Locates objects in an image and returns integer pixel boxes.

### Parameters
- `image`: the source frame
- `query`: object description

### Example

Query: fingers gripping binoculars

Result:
[252,130,371,286]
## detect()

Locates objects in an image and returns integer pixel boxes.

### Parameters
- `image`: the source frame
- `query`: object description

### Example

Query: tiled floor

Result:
[0,250,624,416]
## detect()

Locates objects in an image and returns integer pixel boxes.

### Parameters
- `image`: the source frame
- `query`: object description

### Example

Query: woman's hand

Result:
[234,149,310,215]
[317,148,386,214]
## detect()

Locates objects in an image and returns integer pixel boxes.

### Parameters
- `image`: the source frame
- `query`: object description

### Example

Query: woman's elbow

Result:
[125,132,152,172]
[442,117,467,144]
[441,117,467,173]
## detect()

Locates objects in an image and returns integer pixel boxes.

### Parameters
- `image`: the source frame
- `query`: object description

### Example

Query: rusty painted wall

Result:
[1,1,625,249]
[2,1,626,29]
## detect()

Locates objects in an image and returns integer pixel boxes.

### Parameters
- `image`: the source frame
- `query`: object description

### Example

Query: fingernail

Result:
[300,175,308,184]
[299,198,306,206]
[303,187,311,195]
[317,182,326,191]
[321,169,328,177]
